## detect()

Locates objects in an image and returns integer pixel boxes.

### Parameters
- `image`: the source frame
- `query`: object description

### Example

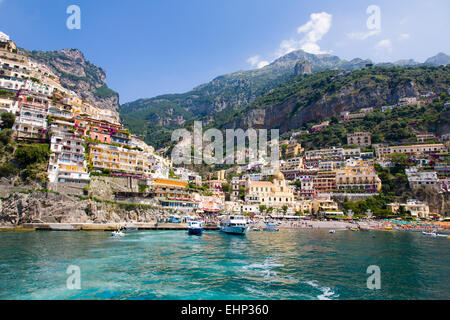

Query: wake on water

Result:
[305,280,339,300]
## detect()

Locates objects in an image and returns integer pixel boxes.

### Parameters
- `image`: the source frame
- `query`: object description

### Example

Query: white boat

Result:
[218,216,249,235]
[422,231,438,237]
[111,230,125,237]
[188,220,204,235]
[329,230,336,234]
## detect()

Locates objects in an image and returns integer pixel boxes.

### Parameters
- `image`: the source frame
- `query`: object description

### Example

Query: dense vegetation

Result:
[94,84,117,99]
[294,97,448,150]
[0,114,50,184]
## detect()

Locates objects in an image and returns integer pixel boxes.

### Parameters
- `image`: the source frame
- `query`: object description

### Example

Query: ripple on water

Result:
[0,230,448,300]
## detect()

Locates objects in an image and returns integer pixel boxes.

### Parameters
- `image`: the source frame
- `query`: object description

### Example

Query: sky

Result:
[0,0,449,104]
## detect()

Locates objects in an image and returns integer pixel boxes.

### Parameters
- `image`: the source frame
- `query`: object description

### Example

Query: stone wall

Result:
[48,182,87,196]
[88,176,141,200]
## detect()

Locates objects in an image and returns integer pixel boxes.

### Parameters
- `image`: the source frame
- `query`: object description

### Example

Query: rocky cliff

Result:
[23,48,119,111]
[0,191,171,225]
[223,66,449,134]
[294,60,312,76]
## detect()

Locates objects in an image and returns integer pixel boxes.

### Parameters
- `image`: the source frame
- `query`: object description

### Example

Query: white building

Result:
[405,167,439,191]
[48,131,90,184]
[0,97,18,114]
[387,200,430,218]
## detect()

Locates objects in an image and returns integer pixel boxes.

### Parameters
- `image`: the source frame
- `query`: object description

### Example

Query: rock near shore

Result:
[0,191,172,226]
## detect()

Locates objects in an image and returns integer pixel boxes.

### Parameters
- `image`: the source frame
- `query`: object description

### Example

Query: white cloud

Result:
[247,55,269,69]
[398,33,410,40]
[273,12,332,57]
[247,12,332,68]
[375,39,392,51]
[296,12,333,55]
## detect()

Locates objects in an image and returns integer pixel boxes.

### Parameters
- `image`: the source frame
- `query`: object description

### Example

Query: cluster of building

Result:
[205,127,448,218]
[0,33,173,190]
[1,31,448,219]
[0,31,230,216]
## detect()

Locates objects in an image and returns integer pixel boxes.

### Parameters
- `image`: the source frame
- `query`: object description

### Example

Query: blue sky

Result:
[0,0,449,104]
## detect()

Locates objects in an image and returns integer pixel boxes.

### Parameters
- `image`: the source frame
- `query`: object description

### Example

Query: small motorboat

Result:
[422,231,437,237]
[250,226,261,232]
[329,230,336,234]
[188,221,204,235]
[111,230,125,237]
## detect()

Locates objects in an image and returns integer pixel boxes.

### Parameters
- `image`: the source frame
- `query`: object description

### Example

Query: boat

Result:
[111,230,125,237]
[188,220,204,235]
[422,232,437,237]
[169,215,181,223]
[262,223,279,232]
[218,216,249,235]
[329,230,336,234]
[250,226,261,232]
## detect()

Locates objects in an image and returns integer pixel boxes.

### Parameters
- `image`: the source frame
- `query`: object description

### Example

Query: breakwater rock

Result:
[0,191,173,226]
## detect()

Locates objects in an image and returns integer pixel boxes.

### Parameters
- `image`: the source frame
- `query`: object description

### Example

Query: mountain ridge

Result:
[22,48,120,111]
[119,50,449,147]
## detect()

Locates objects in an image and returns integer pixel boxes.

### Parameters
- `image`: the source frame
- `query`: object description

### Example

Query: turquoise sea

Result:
[0,229,449,300]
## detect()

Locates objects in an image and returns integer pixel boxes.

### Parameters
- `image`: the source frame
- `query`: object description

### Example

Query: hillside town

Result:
[0,31,449,223]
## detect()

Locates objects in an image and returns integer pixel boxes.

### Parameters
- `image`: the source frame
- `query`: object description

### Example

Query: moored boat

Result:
[218,216,249,235]
[188,220,204,235]
[262,223,279,232]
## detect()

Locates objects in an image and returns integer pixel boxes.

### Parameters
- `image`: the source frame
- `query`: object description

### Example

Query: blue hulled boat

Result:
[188,221,204,235]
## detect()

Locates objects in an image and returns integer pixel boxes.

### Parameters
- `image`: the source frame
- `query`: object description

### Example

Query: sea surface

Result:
[0,229,449,300]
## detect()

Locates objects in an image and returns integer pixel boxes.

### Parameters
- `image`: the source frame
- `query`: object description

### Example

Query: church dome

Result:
[273,169,284,180]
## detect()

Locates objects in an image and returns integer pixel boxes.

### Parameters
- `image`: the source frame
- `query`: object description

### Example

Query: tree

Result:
[14,144,50,168]
[1,112,15,129]
[0,129,13,145]
[169,170,177,179]
[239,187,246,200]
[398,205,407,217]
[221,183,231,193]
[259,205,267,214]
[388,153,409,168]
[281,205,289,215]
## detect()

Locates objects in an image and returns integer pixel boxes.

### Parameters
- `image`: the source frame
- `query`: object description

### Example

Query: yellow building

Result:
[336,159,382,192]
[245,170,295,207]
[311,199,339,214]
[90,143,150,175]
[285,143,304,158]
[151,178,189,198]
